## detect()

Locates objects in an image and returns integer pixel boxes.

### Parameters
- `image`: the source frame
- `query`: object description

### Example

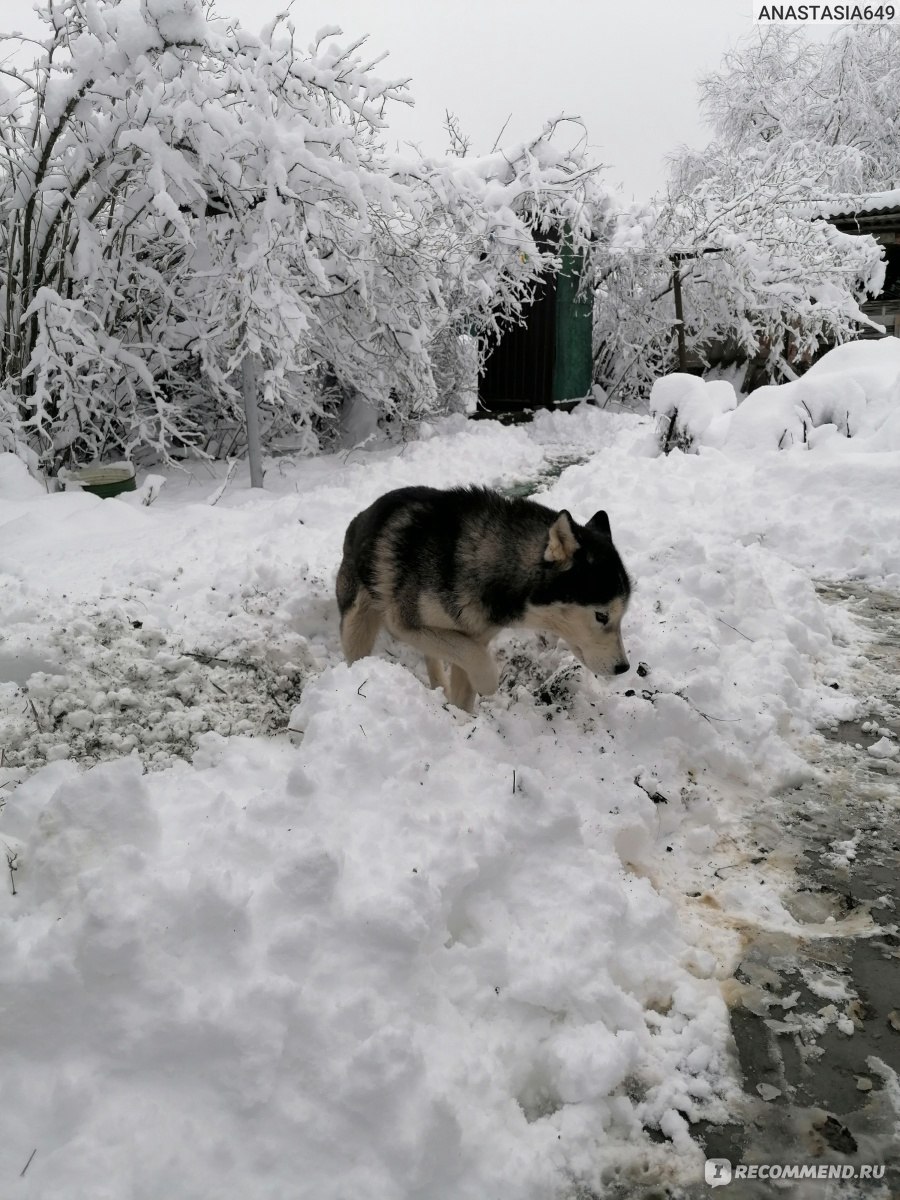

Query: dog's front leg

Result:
[458,643,499,698]
[448,663,476,713]
[425,657,448,691]
[389,624,499,707]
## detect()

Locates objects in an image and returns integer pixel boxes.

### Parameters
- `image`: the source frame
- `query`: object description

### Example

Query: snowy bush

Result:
[651,337,900,454]
[649,374,737,453]
[0,2,602,471]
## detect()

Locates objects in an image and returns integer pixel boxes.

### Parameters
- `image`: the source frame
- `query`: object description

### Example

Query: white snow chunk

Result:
[867,736,899,759]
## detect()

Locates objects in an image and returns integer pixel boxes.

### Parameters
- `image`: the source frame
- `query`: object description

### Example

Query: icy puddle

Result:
[501,452,592,500]
[693,582,900,1199]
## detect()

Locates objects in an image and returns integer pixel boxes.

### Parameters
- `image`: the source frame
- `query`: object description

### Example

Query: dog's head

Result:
[527,508,632,678]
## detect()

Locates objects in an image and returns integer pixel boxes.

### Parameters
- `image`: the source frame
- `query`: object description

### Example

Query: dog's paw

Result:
[447,686,477,714]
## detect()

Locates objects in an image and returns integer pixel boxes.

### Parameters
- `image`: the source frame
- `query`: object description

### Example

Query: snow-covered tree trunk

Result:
[241,355,264,488]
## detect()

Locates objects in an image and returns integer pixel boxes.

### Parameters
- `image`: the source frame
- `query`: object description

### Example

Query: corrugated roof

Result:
[818,189,900,221]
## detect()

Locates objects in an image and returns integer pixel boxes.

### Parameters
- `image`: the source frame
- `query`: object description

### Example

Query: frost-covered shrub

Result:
[722,384,808,452]
[650,374,737,453]
[651,338,900,454]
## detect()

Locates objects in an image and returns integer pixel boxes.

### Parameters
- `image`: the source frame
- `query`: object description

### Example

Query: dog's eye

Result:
[595,612,609,625]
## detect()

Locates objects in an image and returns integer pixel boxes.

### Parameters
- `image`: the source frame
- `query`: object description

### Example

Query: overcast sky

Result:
[0,0,824,201]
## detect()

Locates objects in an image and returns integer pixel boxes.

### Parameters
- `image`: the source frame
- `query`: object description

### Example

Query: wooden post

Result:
[241,353,264,489]
[671,254,687,373]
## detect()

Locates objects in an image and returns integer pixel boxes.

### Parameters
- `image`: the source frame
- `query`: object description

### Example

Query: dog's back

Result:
[336,486,447,619]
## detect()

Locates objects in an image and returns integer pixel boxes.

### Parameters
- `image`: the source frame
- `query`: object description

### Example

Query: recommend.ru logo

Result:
[705,1159,733,1187]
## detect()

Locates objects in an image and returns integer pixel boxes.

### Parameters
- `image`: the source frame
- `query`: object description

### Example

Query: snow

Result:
[2,350,900,1196]
[798,967,853,1003]
[867,736,899,760]
[650,338,900,460]
[650,374,738,448]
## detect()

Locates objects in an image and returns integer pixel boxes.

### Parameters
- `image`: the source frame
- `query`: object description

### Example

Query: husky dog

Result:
[336,485,632,712]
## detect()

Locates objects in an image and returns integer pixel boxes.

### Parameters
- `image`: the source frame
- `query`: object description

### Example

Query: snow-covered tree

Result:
[699,24,900,194]
[592,25,893,405]
[0,0,602,471]
[592,161,884,403]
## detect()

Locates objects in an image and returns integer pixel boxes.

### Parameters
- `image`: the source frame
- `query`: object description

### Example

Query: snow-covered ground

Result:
[2,349,900,1198]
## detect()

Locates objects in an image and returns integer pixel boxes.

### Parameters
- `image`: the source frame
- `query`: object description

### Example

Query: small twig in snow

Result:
[207,457,240,506]
[183,650,244,669]
[27,697,44,732]
[715,616,755,643]
[672,689,741,724]
[634,776,669,805]
[20,1148,36,1177]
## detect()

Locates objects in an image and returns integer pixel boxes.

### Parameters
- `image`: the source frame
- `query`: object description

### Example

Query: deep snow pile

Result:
[2,350,900,1198]
[651,336,900,454]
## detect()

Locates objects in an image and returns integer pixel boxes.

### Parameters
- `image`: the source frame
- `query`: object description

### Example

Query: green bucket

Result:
[60,464,137,499]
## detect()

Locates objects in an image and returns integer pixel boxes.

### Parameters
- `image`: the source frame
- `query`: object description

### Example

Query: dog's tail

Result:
[336,513,384,663]
[336,514,361,617]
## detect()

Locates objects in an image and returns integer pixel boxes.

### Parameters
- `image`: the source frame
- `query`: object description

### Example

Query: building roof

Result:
[817,189,900,222]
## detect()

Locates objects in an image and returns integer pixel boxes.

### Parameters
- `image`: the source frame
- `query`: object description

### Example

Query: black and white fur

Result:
[336,486,632,712]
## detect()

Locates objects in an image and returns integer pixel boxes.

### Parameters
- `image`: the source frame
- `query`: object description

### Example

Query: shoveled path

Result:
[692,582,900,1199]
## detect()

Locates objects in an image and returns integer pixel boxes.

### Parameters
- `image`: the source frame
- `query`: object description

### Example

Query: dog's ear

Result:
[544,511,579,566]
[586,510,611,538]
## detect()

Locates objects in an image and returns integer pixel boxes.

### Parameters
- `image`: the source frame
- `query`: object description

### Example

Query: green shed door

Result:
[552,235,592,404]
[478,272,557,410]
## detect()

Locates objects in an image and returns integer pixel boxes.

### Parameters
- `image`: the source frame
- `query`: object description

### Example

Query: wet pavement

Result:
[692,582,900,1198]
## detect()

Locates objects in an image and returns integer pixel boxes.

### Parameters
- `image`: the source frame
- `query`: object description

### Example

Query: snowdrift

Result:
[650,338,900,453]
[2,352,899,1196]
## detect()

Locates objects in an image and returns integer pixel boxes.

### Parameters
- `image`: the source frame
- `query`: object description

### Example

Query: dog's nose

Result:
[614,662,630,675]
